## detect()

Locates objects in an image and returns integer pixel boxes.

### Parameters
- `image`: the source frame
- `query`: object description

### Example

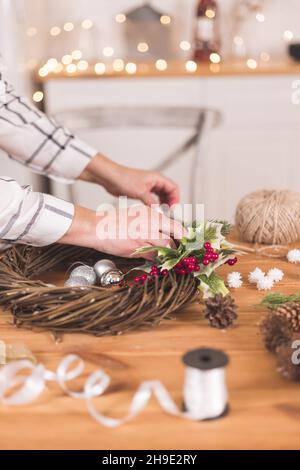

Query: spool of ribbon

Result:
[0,348,229,427]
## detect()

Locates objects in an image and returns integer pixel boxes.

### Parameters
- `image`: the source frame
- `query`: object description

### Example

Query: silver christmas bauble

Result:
[100,269,124,287]
[70,265,97,285]
[65,276,91,287]
[94,259,116,279]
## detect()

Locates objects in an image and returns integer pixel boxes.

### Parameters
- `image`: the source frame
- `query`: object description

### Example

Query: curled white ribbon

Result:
[0,354,227,427]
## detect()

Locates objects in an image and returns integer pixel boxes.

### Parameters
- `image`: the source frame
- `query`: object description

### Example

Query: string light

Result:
[137,42,149,53]
[283,30,294,41]
[160,15,171,25]
[179,41,191,51]
[125,62,137,74]
[103,47,114,57]
[72,50,82,60]
[155,59,168,71]
[33,91,44,103]
[50,26,61,36]
[256,13,265,22]
[62,55,72,65]
[205,9,215,19]
[47,58,58,70]
[113,59,125,72]
[115,13,126,23]
[26,27,37,37]
[66,63,77,74]
[54,62,63,73]
[210,52,221,64]
[81,19,93,30]
[77,60,89,71]
[38,67,49,78]
[247,58,258,69]
[94,62,106,75]
[64,22,74,32]
[185,60,198,73]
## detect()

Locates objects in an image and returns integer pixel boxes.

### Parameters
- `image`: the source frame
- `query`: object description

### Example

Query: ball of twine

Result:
[235,190,300,245]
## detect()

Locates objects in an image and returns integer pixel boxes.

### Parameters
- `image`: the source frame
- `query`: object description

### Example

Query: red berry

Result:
[161,269,169,276]
[202,259,210,266]
[206,247,214,254]
[194,265,200,272]
[204,242,211,250]
[134,277,141,283]
[183,258,190,265]
[211,253,219,260]
[141,274,148,281]
[176,262,183,269]
[180,269,187,275]
[189,256,197,264]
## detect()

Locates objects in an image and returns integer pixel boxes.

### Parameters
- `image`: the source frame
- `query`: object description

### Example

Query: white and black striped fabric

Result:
[0,60,97,246]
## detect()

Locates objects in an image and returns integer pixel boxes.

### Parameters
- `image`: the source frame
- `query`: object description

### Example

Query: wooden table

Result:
[1,236,300,450]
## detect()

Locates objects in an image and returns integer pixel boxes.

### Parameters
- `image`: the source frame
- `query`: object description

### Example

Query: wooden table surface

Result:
[1,235,300,450]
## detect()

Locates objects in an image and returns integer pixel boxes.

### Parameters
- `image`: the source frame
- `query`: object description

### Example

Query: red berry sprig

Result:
[201,242,219,266]
[135,266,169,285]
[174,257,201,275]
[226,257,238,266]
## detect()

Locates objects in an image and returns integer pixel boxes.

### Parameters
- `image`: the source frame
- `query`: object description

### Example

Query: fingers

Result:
[151,175,180,206]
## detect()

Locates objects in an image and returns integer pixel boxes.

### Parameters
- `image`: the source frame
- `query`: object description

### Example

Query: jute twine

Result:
[235,190,300,246]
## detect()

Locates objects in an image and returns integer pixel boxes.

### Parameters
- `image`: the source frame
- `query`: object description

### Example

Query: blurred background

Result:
[1,0,300,221]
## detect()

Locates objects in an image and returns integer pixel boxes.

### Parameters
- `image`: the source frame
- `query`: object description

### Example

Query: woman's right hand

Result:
[60,205,186,259]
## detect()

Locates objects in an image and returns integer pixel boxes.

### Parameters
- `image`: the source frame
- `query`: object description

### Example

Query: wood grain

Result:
[1,234,300,450]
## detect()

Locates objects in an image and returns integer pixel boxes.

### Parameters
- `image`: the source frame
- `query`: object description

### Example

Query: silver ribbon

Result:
[0,354,228,427]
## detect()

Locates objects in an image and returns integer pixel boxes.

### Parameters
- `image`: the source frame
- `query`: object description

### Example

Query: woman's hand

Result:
[80,154,180,207]
[60,205,186,259]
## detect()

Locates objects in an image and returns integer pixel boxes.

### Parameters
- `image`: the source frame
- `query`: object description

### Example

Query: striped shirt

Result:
[0,61,97,246]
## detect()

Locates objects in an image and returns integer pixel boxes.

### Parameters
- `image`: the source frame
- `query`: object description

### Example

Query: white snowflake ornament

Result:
[248,267,265,284]
[257,276,274,291]
[267,268,284,283]
[227,272,243,289]
[287,249,300,264]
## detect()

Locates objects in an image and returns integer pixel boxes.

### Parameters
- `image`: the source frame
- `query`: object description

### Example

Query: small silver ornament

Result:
[65,276,91,287]
[94,259,117,279]
[70,265,97,285]
[100,269,124,287]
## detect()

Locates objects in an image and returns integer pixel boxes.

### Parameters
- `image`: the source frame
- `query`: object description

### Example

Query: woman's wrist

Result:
[59,205,98,250]
[79,153,120,190]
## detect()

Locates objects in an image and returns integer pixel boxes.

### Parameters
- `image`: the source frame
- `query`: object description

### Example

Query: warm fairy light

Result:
[137,42,149,53]
[155,59,168,71]
[81,19,93,30]
[247,58,258,69]
[205,9,215,19]
[260,51,270,62]
[72,50,82,60]
[283,30,294,41]
[33,91,44,103]
[125,62,137,74]
[185,60,198,73]
[160,15,171,25]
[256,13,265,22]
[103,47,114,57]
[50,26,61,36]
[210,52,221,64]
[113,59,125,72]
[38,67,48,78]
[77,60,89,71]
[94,62,106,75]
[115,13,126,23]
[54,62,63,73]
[64,22,74,32]
[47,58,58,70]
[179,40,191,51]
[233,36,244,46]
[66,63,77,74]
[62,54,72,65]
[26,27,37,37]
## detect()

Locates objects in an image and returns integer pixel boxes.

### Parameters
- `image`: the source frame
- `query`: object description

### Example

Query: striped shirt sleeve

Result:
[0,177,74,246]
[0,68,97,182]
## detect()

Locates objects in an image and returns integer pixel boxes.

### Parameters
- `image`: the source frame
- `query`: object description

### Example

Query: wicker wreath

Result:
[0,244,199,337]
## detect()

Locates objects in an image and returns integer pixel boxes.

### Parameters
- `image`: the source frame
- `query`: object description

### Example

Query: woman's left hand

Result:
[80,154,180,207]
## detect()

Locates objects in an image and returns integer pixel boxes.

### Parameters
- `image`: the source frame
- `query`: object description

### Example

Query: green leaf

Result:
[196,272,229,298]
[261,291,300,309]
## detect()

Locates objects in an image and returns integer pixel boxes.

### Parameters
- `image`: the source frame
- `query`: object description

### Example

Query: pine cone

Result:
[276,335,300,381]
[274,302,300,332]
[204,294,238,329]
[260,313,291,354]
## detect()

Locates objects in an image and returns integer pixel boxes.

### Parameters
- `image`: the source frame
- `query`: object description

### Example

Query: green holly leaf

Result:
[196,272,229,298]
